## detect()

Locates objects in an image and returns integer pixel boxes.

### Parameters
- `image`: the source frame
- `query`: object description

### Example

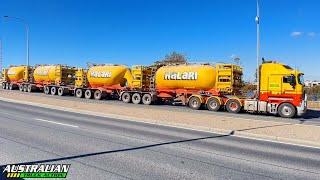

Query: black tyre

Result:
[58,87,65,96]
[226,99,241,113]
[23,85,28,92]
[75,89,83,98]
[132,93,141,104]
[44,86,50,94]
[121,92,131,103]
[278,103,296,118]
[188,96,202,110]
[50,87,57,95]
[94,90,102,100]
[27,85,33,93]
[207,97,221,111]
[84,89,92,99]
[19,84,24,91]
[2,82,6,89]
[142,94,152,105]
[9,83,13,90]
[6,83,9,90]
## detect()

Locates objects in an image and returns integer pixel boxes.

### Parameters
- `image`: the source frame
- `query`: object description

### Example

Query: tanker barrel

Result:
[87,65,132,88]
[155,64,217,90]
[6,65,28,82]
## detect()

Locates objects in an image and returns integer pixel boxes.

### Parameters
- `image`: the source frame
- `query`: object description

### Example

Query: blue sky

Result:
[0,0,319,81]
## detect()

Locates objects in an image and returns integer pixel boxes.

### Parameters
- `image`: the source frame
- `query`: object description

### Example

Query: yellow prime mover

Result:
[243,61,306,118]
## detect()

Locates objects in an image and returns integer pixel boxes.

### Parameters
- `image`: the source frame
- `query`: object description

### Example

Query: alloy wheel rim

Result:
[282,106,292,116]
[210,101,218,108]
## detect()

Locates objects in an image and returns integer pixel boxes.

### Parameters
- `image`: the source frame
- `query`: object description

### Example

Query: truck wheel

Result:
[188,96,201,110]
[226,99,241,113]
[27,85,33,93]
[75,89,83,98]
[278,103,296,118]
[207,97,221,111]
[23,85,28,92]
[94,90,102,100]
[2,82,6,89]
[85,89,92,99]
[19,84,24,91]
[9,83,13,90]
[44,86,50,94]
[50,87,57,95]
[132,93,141,104]
[142,94,152,105]
[122,92,131,103]
[58,87,65,96]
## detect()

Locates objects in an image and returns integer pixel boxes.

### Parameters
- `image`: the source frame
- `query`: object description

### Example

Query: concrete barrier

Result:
[308,101,320,109]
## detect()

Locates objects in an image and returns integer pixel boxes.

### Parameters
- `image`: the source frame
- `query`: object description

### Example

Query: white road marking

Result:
[34,118,79,128]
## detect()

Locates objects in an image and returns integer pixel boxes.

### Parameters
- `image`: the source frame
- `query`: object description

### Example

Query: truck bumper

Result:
[297,95,307,116]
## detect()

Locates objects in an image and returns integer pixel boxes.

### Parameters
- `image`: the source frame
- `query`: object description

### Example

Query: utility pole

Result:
[255,0,261,98]
[0,38,2,78]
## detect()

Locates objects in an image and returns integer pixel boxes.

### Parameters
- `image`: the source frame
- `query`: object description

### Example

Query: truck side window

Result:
[283,76,291,83]
[283,75,296,85]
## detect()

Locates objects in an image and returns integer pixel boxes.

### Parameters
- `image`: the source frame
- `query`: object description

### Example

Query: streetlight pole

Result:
[3,16,30,67]
[255,0,260,99]
[0,38,2,76]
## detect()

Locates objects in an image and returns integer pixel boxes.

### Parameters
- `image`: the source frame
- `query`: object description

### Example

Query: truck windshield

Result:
[298,74,304,85]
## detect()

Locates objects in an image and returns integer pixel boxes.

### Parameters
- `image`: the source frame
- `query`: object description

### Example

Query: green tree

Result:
[241,82,257,96]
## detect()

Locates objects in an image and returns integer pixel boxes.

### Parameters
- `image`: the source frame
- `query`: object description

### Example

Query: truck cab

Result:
[244,61,307,118]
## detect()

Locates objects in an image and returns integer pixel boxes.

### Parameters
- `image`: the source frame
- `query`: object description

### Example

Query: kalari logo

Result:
[36,70,49,76]
[36,67,50,76]
[164,72,198,80]
[7,70,16,75]
[90,71,112,78]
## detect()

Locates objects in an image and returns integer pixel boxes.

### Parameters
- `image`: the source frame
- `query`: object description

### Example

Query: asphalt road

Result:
[1,89,320,126]
[0,100,320,179]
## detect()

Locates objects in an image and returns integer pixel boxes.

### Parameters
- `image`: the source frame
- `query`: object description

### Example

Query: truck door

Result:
[267,75,282,95]
[282,75,296,95]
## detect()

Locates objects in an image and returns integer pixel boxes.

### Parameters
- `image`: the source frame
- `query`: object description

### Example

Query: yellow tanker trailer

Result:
[19,65,77,95]
[74,64,133,100]
[2,65,32,91]
[120,63,243,109]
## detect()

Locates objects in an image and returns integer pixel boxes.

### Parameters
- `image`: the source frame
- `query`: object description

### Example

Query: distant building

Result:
[305,80,320,87]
